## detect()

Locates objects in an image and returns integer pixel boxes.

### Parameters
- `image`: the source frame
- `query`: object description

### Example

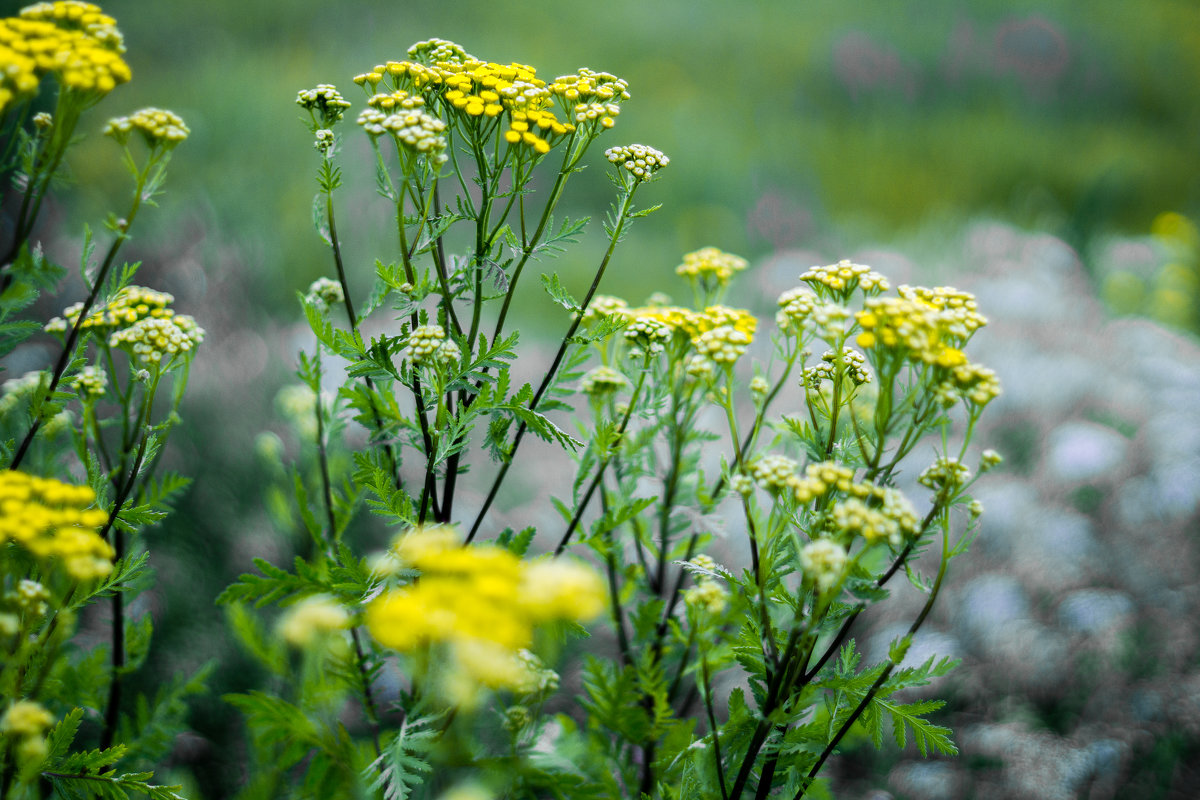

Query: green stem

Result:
[466,184,640,542]
[9,155,152,470]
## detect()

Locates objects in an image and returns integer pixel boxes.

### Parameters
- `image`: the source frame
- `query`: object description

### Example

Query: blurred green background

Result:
[10,0,1200,796]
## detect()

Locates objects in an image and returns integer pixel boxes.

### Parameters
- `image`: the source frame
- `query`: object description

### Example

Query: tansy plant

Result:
[1,4,201,800]
[223,37,1000,800]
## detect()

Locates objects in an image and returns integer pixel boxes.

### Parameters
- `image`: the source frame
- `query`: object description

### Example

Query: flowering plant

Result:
[224,37,1001,800]
[1,4,200,799]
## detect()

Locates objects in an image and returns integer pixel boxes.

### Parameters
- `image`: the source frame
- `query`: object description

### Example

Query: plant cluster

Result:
[2,13,1004,798]
[1,3,199,799]
[220,36,1001,800]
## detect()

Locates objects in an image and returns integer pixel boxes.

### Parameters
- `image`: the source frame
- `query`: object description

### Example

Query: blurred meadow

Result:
[8,0,1200,796]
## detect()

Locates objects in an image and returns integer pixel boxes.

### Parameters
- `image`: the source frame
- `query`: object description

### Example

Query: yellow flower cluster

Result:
[803,347,871,388]
[744,457,919,544]
[691,324,752,366]
[357,105,449,163]
[109,313,204,367]
[776,287,818,334]
[45,285,173,334]
[934,362,1002,408]
[296,83,352,128]
[675,246,748,288]
[580,365,627,396]
[0,2,129,112]
[579,294,630,325]
[71,363,106,400]
[801,259,889,296]
[356,49,580,157]
[855,293,963,365]
[897,285,987,338]
[365,89,426,112]
[306,277,344,312]
[277,594,349,648]
[405,324,460,366]
[104,107,189,148]
[0,470,113,580]
[604,143,669,182]
[800,538,847,593]
[918,456,970,493]
[623,314,674,358]
[365,527,605,698]
[0,699,54,768]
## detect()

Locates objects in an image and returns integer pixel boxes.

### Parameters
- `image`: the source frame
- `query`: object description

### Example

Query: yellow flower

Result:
[675,246,748,288]
[0,700,53,738]
[277,595,349,647]
[0,471,112,579]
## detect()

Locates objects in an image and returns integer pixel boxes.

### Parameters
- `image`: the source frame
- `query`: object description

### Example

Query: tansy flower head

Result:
[919,456,970,493]
[405,324,460,366]
[605,143,669,183]
[0,470,113,580]
[105,108,189,149]
[676,247,748,289]
[108,313,204,368]
[776,287,818,334]
[277,594,350,647]
[296,83,352,128]
[801,538,847,593]
[803,347,871,389]
[357,106,448,164]
[801,259,889,299]
[71,364,106,400]
[580,365,627,396]
[407,38,472,65]
[306,277,344,312]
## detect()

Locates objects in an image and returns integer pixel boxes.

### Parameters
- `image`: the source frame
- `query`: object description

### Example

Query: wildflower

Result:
[104,108,189,149]
[518,558,607,623]
[306,276,344,311]
[406,38,472,65]
[980,449,1003,472]
[604,143,669,183]
[676,246,748,289]
[108,313,204,368]
[692,325,752,366]
[46,285,175,335]
[811,302,850,343]
[776,287,818,334]
[684,579,728,615]
[358,106,449,165]
[367,528,604,703]
[0,471,112,580]
[801,259,889,298]
[0,699,53,738]
[750,375,770,402]
[313,128,335,155]
[71,364,106,401]
[13,580,50,616]
[919,456,971,493]
[580,365,627,396]
[0,4,130,110]
[800,538,847,593]
[730,472,755,496]
[802,347,871,388]
[296,83,352,128]
[748,454,799,495]
[277,594,350,647]
[405,324,460,366]
[579,294,630,325]
[623,314,673,358]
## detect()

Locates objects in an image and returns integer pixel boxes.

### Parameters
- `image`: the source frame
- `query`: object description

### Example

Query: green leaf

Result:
[366,713,438,800]
[541,272,579,313]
